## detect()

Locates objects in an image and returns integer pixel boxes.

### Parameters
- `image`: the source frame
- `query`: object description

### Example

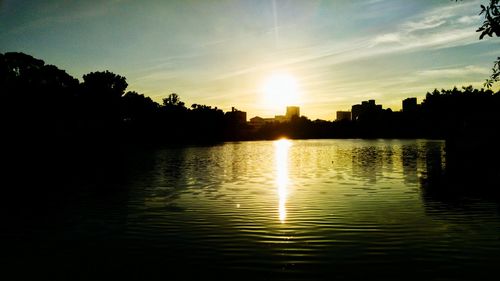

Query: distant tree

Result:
[82,71,128,99]
[190,104,216,111]
[122,91,159,121]
[162,93,185,108]
[0,52,79,128]
[121,91,160,142]
[80,71,128,130]
[1,52,78,96]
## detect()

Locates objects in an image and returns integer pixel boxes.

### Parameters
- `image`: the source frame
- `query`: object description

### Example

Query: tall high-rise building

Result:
[402,98,417,113]
[286,106,300,120]
[351,100,383,121]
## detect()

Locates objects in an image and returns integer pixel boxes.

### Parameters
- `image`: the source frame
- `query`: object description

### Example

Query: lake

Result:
[3,139,500,280]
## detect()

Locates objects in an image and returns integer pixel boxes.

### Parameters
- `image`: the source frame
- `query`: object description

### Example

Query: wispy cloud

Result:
[213,1,484,83]
[372,32,402,44]
[0,0,122,35]
[371,1,481,49]
[417,65,490,77]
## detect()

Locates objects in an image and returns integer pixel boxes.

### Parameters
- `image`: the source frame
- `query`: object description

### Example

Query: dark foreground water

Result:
[3,139,500,280]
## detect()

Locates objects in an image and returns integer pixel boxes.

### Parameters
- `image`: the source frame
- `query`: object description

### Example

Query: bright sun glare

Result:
[261,73,300,110]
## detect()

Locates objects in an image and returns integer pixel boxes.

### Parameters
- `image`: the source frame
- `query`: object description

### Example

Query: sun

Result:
[261,73,300,110]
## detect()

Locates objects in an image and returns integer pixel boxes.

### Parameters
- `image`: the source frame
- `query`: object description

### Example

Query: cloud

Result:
[457,15,481,24]
[212,1,484,83]
[372,33,401,44]
[0,0,122,35]
[371,1,481,49]
[416,65,490,77]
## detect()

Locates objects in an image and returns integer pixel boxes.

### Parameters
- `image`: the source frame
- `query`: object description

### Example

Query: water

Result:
[4,139,500,280]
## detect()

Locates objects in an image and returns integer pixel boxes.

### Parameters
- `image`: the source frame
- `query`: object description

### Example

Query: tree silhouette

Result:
[477,0,500,39]
[477,0,500,87]
[122,91,159,121]
[80,71,128,133]
[456,0,500,87]
[0,52,79,137]
[121,91,160,143]
[162,93,185,108]
[82,71,127,99]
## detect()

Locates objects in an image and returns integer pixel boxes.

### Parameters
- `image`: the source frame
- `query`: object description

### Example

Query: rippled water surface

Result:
[7,139,500,280]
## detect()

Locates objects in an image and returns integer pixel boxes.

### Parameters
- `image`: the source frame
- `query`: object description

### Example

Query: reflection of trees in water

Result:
[401,144,419,185]
[346,138,496,200]
[151,144,249,197]
[113,146,204,214]
[135,143,273,209]
[138,145,230,207]
[419,142,500,215]
[350,141,397,185]
[351,145,382,185]
[181,146,226,197]
[400,140,447,188]
[225,143,251,183]
[155,147,188,187]
[423,141,446,182]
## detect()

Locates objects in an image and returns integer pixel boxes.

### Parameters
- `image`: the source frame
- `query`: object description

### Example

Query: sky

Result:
[1,0,498,120]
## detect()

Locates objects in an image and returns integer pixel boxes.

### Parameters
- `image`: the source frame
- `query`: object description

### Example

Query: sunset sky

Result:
[1,0,497,120]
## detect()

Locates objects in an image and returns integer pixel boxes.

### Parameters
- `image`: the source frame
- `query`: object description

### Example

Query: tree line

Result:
[0,52,252,146]
[2,52,500,145]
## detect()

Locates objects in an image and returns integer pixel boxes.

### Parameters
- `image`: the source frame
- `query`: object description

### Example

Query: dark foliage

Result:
[477,0,500,87]
[476,0,500,39]
[456,0,500,87]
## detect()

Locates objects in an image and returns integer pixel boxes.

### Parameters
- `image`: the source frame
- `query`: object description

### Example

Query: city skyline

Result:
[1,0,498,120]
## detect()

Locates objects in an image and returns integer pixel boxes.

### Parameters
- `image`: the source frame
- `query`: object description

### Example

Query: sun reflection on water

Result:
[274,139,292,223]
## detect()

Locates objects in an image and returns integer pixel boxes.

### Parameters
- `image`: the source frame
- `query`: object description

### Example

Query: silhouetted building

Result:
[351,104,362,121]
[336,111,351,121]
[351,100,383,121]
[250,116,264,126]
[225,107,247,124]
[402,98,418,113]
[274,115,287,123]
[249,116,276,128]
[286,106,300,120]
